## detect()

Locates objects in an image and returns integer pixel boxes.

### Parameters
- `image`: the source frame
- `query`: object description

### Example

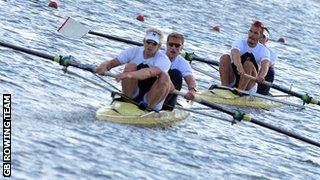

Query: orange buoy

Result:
[49,0,58,9]
[212,24,220,32]
[136,15,145,22]
[277,37,285,43]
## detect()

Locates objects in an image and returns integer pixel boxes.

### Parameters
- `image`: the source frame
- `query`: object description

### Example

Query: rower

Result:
[96,28,171,111]
[219,21,271,94]
[162,32,197,111]
[257,27,277,95]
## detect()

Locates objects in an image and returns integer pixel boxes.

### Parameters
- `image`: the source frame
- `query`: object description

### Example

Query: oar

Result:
[0,41,97,73]
[181,52,220,66]
[174,90,320,148]
[243,74,320,106]
[57,17,143,46]
[57,17,220,66]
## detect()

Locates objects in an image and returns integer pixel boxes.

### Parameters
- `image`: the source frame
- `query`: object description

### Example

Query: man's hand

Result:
[237,65,245,75]
[96,63,108,75]
[115,72,133,82]
[184,89,196,100]
[256,75,265,83]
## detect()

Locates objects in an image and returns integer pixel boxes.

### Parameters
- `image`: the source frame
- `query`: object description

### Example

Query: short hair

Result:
[252,20,265,31]
[167,32,185,45]
[145,28,164,44]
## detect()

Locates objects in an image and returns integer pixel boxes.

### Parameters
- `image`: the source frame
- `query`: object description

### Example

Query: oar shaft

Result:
[250,119,320,147]
[88,31,143,46]
[271,83,303,99]
[193,56,219,66]
[174,90,233,116]
[0,41,55,60]
[244,73,302,98]
[0,41,97,74]
[243,74,320,106]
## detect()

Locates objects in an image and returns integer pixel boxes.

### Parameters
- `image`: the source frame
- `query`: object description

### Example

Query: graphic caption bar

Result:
[3,94,11,177]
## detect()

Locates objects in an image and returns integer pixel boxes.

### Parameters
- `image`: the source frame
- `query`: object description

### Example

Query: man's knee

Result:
[220,54,231,64]
[158,72,170,86]
[243,60,255,71]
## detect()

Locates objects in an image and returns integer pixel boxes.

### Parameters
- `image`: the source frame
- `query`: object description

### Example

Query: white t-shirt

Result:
[170,55,193,77]
[266,46,277,67]
[117,46,171,72]
[232,39,270,68]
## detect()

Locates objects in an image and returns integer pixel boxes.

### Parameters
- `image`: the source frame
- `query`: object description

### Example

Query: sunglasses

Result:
[146,40,158,46]
[168,42,182,48]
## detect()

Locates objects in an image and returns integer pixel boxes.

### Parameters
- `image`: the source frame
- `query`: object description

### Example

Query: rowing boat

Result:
[96,100,190,126]
[196,85,283,109]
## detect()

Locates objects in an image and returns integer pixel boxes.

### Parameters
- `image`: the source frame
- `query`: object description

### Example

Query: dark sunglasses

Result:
[168,42,182,48]
[146,40,158,46]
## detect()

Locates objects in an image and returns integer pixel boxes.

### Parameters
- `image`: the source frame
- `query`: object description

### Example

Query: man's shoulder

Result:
[156,50,170,60]
[174,54,187,62]
[172,55,192,69]
[256,43,269,52]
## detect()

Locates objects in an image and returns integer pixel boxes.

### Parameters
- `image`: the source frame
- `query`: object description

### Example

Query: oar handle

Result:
[243,74,273,86]
[104,71,117,78]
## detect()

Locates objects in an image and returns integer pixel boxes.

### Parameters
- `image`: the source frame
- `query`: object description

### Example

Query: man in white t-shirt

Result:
[162,32,197,110]
[257,27,277,95]
[219,21,271,93]
[96,28,171,111]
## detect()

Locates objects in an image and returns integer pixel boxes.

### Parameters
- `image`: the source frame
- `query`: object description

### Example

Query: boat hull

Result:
[197,88,282,109]
[96,101,190,126]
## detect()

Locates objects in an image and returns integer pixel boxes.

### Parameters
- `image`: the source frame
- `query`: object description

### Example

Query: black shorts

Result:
[132,63,157,103]
[257,66,275,95]
[231,52,259,87]
[162,69,183,111]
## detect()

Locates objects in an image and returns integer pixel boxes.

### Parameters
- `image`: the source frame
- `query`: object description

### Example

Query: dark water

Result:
[0,0,319,179]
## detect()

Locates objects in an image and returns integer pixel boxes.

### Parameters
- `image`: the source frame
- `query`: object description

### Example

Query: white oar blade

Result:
[57,17,89,39]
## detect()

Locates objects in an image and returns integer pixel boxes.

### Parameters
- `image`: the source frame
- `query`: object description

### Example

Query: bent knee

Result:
[243,61,255,69]
[220,54,231,64]
[157,72,171,86]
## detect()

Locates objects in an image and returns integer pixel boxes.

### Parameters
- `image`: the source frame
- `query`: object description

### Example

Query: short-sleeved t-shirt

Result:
[232,39,270,68]
[118,46,171,72]
[266,46,277,67]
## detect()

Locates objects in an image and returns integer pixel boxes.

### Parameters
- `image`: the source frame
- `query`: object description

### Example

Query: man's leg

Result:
[162,69,182,110]
[219,54,234,86]
[257,67,274,95]
[121,63,138,98]
[238,61,257,91]
[146,72,171,110]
